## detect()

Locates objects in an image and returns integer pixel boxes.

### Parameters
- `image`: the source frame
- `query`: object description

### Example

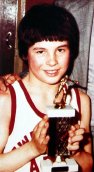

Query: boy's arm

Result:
[0,92,49,171]
[68,91,93,172]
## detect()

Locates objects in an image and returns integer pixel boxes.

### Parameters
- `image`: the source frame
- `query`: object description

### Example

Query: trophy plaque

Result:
[47,105,76,157]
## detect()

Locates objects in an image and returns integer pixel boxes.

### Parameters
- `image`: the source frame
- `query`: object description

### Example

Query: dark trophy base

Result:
[46,105,78,157]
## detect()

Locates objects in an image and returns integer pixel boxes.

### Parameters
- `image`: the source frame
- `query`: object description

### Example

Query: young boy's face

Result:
[27,40,70,85]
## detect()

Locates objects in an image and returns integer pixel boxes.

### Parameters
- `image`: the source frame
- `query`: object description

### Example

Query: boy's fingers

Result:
[68,133,84,145]
[70,124,80,131]
[0,77,7,91]
[0,74,20,92]
[75,128,85,135]
[67,142,79,151]
[33,116,49,138]
[42,136,50,145]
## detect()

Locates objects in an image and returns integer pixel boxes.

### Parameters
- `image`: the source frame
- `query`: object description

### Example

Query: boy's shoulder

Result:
[78,89,90,100]
[71,87,91,107]
[78,89,91,111]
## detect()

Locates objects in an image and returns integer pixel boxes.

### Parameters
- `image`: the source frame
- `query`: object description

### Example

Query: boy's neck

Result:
[23,74,59,95]
[22,75,60,107]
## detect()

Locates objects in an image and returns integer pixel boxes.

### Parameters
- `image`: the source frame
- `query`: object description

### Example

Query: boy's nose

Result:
[46,54,57,66]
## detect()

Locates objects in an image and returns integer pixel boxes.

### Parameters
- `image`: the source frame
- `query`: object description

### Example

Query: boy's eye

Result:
[58,48,65,52]
[36,50,44,54]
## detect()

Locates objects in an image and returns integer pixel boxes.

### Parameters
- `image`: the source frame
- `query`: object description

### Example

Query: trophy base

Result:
[40,157,78,172]
[46,105,76,157]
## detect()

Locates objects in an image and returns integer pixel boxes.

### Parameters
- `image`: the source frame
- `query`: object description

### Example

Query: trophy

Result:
[47,75,79,157]
[40,76,79,172]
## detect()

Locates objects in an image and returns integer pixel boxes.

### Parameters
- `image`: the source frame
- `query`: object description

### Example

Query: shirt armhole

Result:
[74,88,81,114]
[8,85,16,135]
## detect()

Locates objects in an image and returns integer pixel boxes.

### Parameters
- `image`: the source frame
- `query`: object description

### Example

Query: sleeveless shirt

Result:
[4,80,80,172]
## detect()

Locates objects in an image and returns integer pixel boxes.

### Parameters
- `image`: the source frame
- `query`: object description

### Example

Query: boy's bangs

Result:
[28,28,70,43]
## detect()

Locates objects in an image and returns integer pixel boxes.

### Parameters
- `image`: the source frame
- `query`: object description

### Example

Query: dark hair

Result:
[18,4,79,74]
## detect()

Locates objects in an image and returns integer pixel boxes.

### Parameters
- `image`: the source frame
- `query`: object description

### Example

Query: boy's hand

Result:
[31,116,50,157]
[67,123,85,154]
[0,74,20,91]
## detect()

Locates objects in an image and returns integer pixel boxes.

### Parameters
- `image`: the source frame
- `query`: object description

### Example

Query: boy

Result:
[0,4,93,172]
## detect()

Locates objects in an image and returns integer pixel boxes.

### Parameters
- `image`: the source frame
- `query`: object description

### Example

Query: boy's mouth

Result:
[44,70,59,77]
